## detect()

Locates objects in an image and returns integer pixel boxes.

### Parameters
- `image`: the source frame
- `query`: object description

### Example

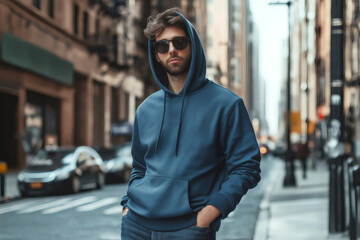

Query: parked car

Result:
[96,143,132,183]
[18,146,105,196]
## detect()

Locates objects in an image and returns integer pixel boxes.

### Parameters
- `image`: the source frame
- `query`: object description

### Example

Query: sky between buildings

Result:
[250,0,288,137]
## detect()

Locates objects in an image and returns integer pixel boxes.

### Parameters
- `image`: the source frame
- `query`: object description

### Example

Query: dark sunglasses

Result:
[153,36,189,54]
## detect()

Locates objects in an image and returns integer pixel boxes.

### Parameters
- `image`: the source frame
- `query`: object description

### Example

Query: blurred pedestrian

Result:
[120,8,261,240]
[292,142,309,179]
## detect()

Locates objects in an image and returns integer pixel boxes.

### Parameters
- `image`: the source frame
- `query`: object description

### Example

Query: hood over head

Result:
[148,11,207,96]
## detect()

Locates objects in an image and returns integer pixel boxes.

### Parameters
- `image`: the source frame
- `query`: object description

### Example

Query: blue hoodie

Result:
[120,12,261,232]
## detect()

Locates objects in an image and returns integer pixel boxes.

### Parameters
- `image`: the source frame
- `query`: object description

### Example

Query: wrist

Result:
[203,205,221,218]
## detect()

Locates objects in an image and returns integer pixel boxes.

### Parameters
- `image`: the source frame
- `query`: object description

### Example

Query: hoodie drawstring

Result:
[155,92,167,155]
[155,91,186,157]
[175,95,186,156]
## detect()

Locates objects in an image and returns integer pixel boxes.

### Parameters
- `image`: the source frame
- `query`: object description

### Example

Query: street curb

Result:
[253,158,284,240]
[0,196,22,205]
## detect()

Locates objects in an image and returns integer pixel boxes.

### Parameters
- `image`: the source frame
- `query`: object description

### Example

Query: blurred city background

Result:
[0,0,359,240]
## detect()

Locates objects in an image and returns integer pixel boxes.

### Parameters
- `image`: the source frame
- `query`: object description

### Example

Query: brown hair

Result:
[144,8,188,40]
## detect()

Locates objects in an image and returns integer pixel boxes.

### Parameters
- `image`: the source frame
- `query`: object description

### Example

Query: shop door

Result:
[25,91,60,154]
[0,93,18,169]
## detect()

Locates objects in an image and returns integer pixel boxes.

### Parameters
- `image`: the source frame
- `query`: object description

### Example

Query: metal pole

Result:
[328,0,346,233]
[283,1,296,187]
[269,1,296,187]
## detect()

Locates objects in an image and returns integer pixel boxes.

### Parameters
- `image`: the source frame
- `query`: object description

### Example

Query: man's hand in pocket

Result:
[196,205,221,227]
[122,207,129,216]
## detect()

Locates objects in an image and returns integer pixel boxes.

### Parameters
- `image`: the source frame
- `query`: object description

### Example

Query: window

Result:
[111,87,119,123]
[83,12,88,39]
[112,35,118,63]
[95,19,100,41]
[73,4,79,34]
[32,0,41,9]
[48,0,54,18]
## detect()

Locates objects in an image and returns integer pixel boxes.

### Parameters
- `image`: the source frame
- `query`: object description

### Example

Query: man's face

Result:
[155,26,191,76]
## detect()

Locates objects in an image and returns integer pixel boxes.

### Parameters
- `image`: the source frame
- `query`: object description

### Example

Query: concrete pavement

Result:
[254,157,347,240]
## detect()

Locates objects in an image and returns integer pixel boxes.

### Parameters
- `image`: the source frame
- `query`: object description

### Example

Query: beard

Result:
[159,55,191,76]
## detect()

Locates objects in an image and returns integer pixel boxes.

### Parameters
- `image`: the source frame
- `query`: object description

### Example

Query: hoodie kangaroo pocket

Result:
[127,175,193,218]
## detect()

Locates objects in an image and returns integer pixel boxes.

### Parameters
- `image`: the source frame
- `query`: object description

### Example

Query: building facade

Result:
[0,0,146,169]
[205,0,251,106]
[343,0,360,160]
[285,0,360,160]
[289,0,317,144]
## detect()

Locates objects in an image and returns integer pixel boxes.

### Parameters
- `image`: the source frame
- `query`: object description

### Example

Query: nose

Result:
[168,42,177,54]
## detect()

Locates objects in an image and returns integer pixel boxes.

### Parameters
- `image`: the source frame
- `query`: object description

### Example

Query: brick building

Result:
[0,0,147,169]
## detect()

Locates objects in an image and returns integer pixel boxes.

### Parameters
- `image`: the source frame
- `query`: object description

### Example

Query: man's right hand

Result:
[122,207,129,216]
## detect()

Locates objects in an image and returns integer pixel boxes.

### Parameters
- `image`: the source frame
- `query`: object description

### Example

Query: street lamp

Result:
[269,1,296,187]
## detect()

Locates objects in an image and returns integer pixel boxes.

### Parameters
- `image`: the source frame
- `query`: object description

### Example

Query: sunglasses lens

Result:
[154,37,188,53]
[155,40,169,54]
[172,37,188,50]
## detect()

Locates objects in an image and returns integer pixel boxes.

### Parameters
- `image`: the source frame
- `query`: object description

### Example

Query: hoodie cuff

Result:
[207,193,236,219]
[121,195,129,208]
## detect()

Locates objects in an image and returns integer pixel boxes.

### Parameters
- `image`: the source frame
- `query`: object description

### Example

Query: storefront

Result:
[0,33,74,169]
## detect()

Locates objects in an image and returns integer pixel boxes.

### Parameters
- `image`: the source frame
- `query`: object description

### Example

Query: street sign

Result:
[290,111,302,133]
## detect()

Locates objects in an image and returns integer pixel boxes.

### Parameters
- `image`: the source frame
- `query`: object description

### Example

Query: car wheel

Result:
[71,176,81,193]
[96,173,105,189]
[20,190,28,197]
[122,169,131,183]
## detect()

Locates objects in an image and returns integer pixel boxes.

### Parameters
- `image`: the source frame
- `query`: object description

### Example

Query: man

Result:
[121,8,261,240]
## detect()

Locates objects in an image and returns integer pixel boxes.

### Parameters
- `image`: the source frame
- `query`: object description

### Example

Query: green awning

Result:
[1,33,74,85]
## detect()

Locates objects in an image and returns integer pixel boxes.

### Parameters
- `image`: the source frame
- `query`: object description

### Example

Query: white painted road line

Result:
[17,198,72,214]
[0,200,43,214]
[103,205,123,215]
[42,196,97,214]
[77,197,119,212]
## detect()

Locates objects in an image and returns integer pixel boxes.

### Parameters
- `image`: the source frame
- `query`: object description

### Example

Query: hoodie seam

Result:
[211,82,241,99]
[224,99,242,120]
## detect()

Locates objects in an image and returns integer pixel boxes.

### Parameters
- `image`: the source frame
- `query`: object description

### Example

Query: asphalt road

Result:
[0,155,276,240]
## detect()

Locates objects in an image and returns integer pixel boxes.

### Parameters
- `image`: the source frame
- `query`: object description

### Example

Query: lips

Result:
[167,58,182,64]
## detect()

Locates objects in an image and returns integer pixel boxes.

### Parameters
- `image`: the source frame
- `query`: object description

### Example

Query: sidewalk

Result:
[254,158,347,240]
